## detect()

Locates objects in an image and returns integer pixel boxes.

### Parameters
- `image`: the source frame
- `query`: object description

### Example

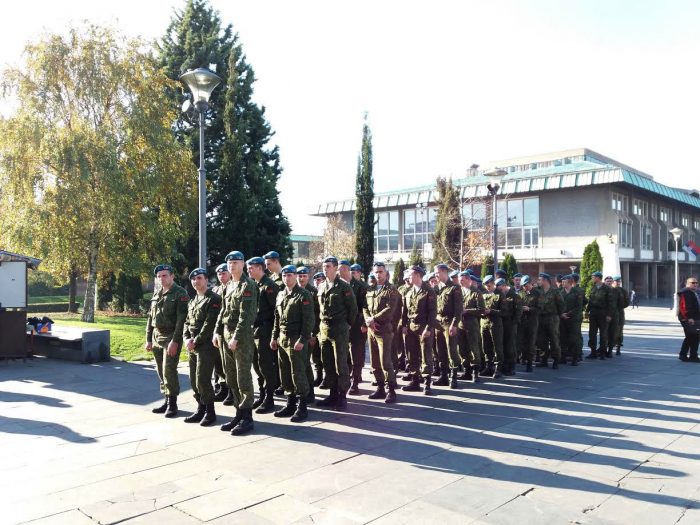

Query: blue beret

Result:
[435,263,449,271]
[458,270,471,277]
[521,275,531,285]
[409,265,426,276]
[263,251,280,260]
[466,268,475,275]
[246,256,265,266]
[483,275,494,284]
[513,273,523,278]
[613,275,622,281]
[296,266,310,274]
[281,264,297,274]
[449,270,459,278]
[495,278,506,286]
[571,273,580,282]
[591,271,603,278]
[351,263,363,271]
[216,263,228,273]
[189,267,207,279]
[539,272,551,281]
[154,264,174,276]
[323,256,338,265]
[372,262,386,268]
[313,272,325,279]
[338,259,351,266]
[555,274,563,282]
[225,251,244,261]
[471,276,482,284]
[495,269,507,277]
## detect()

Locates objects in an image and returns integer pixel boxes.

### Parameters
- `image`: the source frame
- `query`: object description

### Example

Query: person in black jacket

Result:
[677,276,700,362]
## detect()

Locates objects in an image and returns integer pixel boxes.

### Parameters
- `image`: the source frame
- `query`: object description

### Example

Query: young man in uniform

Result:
[212,263,231,402]
[434,263,463,388]
[559,274,584,366]
[518,275,542,372]
[586,271,612,360]
[183,268,221,426]
[145,264,189,418]
[481,275,504,378]
[297,266,319,400]
[458,271,483,382]
[339,261,367,395]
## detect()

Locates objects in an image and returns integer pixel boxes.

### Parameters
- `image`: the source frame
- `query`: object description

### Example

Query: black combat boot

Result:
[598,348,606,360]
[570,356,578,366]
[458,367,472,380]
[368,384,386,399]
[402,372,415,381]
[471,365,480,383]
[535,358,548,368]
[402,375,421,391]
[152,396,168,414]
[449,369,459,389]
[214,383,222,396]
[251,386,266,410]
[315,389,338,407]
[184,403,205,423]
[423,376,433,395]
[200,403,217,426]
[255,390,276,414]
[432,363,441,377]
[525,360,533,372]
[606,347,613,358]
[492,364,502,379]
[291,396,308,422]
[313,368,324,387]
[319,377,330,390]
[222,388,236,406]
[480,362,494,377]
[213,383,228,402]
[616,346,621,356]
[398,356,406,372]
[335,389,348,411]
[220,409,241,431]
[552,358,559,370]
[274,395,297,418]
[385,382,397,404]
[348,377,360,395]
[585,350,598,360]
[230,408,254,435]
[306,388,315,404]
[164,396,178,418]
[434,371,449,386]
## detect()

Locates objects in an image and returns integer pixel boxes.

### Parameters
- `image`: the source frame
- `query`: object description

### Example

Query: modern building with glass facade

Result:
[313,148,700,300]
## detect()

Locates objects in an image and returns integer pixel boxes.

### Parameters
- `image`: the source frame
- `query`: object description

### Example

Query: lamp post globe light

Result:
[179,67,223,269]
[485,168,507,273]
[670,227,683,312]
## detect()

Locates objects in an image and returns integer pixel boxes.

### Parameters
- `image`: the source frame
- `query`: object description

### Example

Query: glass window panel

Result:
[389,236,399,251]
[497,200,507,226]
[507,199,523,227]
[507,227,522,248]
[378,212,389,236]
[531,228,539,246]
[404,235,414,250]
[378,237,388,252]
[428,208,437,233]
[403,209,415,235]
[524,198,539,226]
[389,211,399,236]
[472,202,486,230]
[497,230,506,248]
[524,229,531,246]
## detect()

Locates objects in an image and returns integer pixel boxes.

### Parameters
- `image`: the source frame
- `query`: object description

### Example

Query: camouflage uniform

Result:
[305,282,321,389]
[364,282,401,386]
[537,287,564,365]
[402,283,438,380]
[252,275,280,397]
[146,283,189,396]
[214,275,259,409]
[481,289,504,373]
[272,284,314,398]
[393,282,410,371]
[560,287,583,363]
[500,287,522,374]
[183,289,222,405]
[518,287,543,365]
[211,283,229,388]
[435,281,463,381]
[458,287,484,374]
[348,277,369,384]
[587,284,613,357]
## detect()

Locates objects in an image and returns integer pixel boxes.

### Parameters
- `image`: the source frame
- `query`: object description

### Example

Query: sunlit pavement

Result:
[1,305,698,524]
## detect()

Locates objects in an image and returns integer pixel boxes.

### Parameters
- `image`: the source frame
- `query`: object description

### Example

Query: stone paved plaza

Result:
[1,306,699,524]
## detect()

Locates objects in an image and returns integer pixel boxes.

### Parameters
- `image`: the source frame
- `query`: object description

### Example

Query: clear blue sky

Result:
[2,0,699,234]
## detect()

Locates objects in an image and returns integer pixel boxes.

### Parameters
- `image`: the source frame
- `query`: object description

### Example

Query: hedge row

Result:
[27,303,74,313]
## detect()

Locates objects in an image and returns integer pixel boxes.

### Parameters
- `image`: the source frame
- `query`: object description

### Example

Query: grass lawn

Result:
[42,312,176,362]
[29,295,83,305]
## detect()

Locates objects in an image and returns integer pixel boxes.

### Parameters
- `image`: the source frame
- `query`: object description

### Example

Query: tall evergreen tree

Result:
[408,245,424,270]
[392,258,406,286]
[432,177,461,268]
[580,239,604,296]
[354,114,374,278]
[502,253,519,281]
[158,0,291,266]
[481,254,494,278]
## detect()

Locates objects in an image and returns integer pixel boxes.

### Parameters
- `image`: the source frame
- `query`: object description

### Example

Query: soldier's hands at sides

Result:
[166,341,179,357]
[144,342,153,352]
[448,326,457,337]
[212,334,220,348]
[606,316,612,322]
[270,339,278,350]
[561,313,570,320]
[484,308,491,315]
[294,341,304,352]
[360,325,368,334]
[421,329,431,340]
[228,338,238,351]
[402,327,408,336]
[522,306,530,312]
[186,339,195,351]
[308,336,317,347]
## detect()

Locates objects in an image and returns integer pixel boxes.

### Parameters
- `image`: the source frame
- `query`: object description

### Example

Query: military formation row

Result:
[143,254,628,436]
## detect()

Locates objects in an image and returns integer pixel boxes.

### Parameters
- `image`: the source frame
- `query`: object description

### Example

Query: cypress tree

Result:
[481,254,494,278]
[354,114,374,278]
[580,239,604,296]
[432,177,461,268]
[502,253,519,281]
[392,258,406,286]
[408,245,424,270]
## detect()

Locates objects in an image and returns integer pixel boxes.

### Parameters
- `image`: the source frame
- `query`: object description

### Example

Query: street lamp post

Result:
[485,168,507,273]
[179,67,223,269]
[670,227,683,312]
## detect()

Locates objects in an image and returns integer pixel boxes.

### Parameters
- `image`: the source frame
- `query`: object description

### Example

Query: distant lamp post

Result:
[179,67,223,269]
[670,227,683,312]
[569,265,577,274]
[485,168,507,273]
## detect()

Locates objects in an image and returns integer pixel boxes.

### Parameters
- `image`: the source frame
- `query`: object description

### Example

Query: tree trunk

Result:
[68,265,79,313]
[81,239,99,323]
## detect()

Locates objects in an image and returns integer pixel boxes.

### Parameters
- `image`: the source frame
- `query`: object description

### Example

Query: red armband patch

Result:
[180,296,189,301]
[303,300,310,305]
[267,288,273,294]
[243,291,252,297]
[212,303,221,308]
[345,291,351,297]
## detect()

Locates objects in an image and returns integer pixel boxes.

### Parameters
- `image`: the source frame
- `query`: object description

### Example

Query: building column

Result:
[651,264,658,299]
[538,262,545,274]
[622,262,630,288]
[641,263,649,299]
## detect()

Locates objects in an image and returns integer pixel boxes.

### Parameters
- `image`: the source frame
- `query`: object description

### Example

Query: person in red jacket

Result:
[677,276,700,362]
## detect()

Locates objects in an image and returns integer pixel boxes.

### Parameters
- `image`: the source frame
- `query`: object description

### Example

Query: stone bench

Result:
[29,325,110,363]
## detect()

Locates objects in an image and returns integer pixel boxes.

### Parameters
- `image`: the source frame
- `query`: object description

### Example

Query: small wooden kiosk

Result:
[0,250,41,359]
